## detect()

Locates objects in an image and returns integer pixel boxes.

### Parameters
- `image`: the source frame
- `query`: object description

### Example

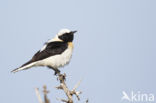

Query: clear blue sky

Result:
[0,0,156,103]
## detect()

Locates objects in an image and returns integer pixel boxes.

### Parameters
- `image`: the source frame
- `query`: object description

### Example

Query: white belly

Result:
[37,47,73,69]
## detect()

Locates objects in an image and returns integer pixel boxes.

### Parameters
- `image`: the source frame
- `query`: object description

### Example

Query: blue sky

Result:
[0,0,156,103]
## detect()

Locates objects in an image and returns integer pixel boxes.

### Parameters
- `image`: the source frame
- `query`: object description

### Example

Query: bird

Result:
[11,29,77,75]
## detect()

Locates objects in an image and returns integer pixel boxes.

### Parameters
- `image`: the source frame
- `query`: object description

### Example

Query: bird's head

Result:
[57,29,77,42]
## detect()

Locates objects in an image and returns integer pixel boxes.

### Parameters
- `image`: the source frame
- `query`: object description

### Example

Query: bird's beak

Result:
[71,30,77,34]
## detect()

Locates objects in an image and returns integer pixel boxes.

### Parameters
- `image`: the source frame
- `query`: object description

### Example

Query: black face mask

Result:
[58,33,74,42]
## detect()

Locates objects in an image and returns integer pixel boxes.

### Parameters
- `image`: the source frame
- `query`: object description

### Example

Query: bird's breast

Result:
[68,42,74,49]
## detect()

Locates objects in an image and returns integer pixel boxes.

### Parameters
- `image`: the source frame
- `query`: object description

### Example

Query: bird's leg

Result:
[47,66,60,75]
[54,69,60,75]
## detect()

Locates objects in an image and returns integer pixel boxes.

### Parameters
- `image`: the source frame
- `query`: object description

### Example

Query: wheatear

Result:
[11,29,77,75]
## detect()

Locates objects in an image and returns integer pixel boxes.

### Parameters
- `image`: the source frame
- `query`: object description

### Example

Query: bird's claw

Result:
[54,69,60,76]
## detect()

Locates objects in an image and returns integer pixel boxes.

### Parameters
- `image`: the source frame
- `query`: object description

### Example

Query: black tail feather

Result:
[11,59,33,73]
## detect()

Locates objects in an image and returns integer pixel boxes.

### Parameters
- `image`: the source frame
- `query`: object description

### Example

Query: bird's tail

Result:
[11,60,36,73]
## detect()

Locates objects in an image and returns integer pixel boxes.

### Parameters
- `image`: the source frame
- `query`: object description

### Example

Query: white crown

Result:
[57,29,71,36]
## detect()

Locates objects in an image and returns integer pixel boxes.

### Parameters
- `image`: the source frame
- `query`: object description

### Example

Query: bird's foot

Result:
[58,73,66,82]
[54,69,60,76]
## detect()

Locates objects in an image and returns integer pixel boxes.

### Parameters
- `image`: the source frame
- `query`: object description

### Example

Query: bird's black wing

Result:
[32,41,68,61]
[21,41,68,67]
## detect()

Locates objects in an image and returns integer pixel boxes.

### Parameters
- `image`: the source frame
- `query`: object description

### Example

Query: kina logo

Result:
[121,91,154,102]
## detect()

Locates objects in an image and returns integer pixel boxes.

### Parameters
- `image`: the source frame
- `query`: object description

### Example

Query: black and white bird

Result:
[11,29,77,75]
